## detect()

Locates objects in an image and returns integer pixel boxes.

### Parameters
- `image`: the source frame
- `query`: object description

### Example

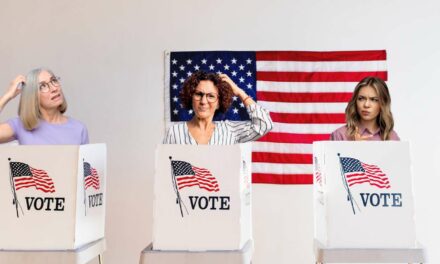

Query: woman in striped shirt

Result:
[164,71,273,145]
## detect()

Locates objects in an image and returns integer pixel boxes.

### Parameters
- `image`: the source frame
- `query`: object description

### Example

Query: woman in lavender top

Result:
[0,68,88,145]
[330,77,399,141]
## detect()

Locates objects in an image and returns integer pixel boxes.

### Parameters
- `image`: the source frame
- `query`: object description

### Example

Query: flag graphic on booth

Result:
[339,156,390,189]
[83,161,100,190]
[338,154,390,215]
[9,160,55,218]
[171,160,219,192]
[10,161,55,193]
[166,50,388,184]
[314,156,322,187]
[169,158,219,217]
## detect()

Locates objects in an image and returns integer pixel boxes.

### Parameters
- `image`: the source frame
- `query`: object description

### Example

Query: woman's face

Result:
[356,85,380,123]
[38,70,64,111]
[192,80,219,120]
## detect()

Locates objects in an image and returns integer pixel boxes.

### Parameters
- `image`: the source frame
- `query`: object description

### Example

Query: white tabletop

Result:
[314,239,425,263]
[139,239,253,264]
[0,238,105,264]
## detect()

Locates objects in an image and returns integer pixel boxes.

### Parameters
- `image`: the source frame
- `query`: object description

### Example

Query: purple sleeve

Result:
[6,118,19,140]
[81,126,89,144]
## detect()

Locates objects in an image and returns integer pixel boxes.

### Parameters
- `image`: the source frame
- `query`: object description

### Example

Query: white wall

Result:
[1,0,439,263]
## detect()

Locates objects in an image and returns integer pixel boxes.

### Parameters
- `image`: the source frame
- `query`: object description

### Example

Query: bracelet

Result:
[243,96,252,103]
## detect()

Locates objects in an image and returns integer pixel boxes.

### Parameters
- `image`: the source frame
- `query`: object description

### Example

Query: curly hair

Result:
[345,76,394,140]
[180,71,233,114]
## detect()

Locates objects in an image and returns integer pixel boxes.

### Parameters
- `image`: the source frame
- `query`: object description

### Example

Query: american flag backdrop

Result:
[84,161,100,190]
[340,157,391,189]
[165,50,387,184]
[10,162,55,193]
[171,160,220,192]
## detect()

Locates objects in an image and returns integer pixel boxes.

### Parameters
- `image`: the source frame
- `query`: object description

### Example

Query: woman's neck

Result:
[359,119,379,133]
[190,117,214,130]
[187,117,215,145]
[40,109,65,124]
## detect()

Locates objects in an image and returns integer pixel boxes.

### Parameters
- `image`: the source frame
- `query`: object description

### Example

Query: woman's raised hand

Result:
[354,126,373,141]
[4,75,25,101]
[219,73,243,96]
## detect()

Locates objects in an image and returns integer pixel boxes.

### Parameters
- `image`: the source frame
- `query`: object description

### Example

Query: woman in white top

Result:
[164,71,273,145]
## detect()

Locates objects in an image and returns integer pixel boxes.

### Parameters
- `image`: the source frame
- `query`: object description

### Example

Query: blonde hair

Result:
[18,68,67,130]
[345,77,394,140]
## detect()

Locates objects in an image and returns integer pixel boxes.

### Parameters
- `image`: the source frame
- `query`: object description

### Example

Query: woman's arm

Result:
[219,74,273,143]
[219,74,256,107]
[0,75,24,143]
[226,104,273,143]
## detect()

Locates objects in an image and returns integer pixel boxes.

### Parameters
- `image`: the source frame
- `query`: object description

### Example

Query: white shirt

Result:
[163,104,273,145]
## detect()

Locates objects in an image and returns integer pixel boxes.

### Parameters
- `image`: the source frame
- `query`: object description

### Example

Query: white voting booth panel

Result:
[313,141,416,249]
[153,143,252,251]
[0,144,106,250]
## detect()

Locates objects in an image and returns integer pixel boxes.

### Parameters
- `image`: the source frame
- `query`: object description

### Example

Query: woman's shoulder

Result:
[163,122,188,144]
[167,122,186,130]
[65,117,87,129]
[332,125,348,133]
[6,117,24,131]
[389,130,400,140]
[330,125,349,141]
[6,116,21,125]
[165,122,188,136]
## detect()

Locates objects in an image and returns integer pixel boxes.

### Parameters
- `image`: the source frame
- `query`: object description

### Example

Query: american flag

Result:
[10,162,55,193]
[84,161,100,190]
[166,50,387,184]
[340,157,390,189]
[171,160,220,192]
[314,156,322,186]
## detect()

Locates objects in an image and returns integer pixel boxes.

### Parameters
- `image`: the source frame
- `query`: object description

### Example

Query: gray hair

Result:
[18,68,68,130]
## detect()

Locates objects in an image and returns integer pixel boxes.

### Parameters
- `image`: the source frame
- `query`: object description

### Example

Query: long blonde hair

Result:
[18,68,68,130]
[345,77,394,140]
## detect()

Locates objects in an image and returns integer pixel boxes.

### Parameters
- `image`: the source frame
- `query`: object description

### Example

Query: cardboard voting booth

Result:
[0,144,106,250]
[313,141,416,248]
[153,143,252,251]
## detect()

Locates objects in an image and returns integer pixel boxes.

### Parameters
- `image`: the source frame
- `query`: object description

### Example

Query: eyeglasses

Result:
[193,91,218,103]
[39,76,61,93]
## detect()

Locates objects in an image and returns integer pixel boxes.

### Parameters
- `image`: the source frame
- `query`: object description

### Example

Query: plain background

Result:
[1,0,439,263]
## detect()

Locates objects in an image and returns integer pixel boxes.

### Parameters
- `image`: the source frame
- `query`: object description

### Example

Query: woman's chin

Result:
[194,113,213,120]
[40,102,63,111]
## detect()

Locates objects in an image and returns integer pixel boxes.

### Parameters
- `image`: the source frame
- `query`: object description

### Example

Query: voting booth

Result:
[153,143,252,251]
[313,141,416,249]
[0,144,106,250]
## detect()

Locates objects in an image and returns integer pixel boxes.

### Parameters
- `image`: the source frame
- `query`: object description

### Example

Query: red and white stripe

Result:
[176,166,220,192]
[346,162,390,189]
[85,168,100,190]
[253,50,387,184]
[14,167,55,193]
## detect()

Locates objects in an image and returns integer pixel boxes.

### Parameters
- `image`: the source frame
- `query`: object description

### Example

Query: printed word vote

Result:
[88,193,103,208]
[188,196,230,210]
[25,197,65,211]
[359,193,402,207]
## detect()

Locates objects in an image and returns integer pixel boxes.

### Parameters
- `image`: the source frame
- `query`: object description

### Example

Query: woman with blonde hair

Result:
[330,76,399,141]
[0,68,88,144]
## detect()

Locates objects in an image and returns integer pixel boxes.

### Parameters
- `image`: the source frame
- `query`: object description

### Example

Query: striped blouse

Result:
[163,104,273,145]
